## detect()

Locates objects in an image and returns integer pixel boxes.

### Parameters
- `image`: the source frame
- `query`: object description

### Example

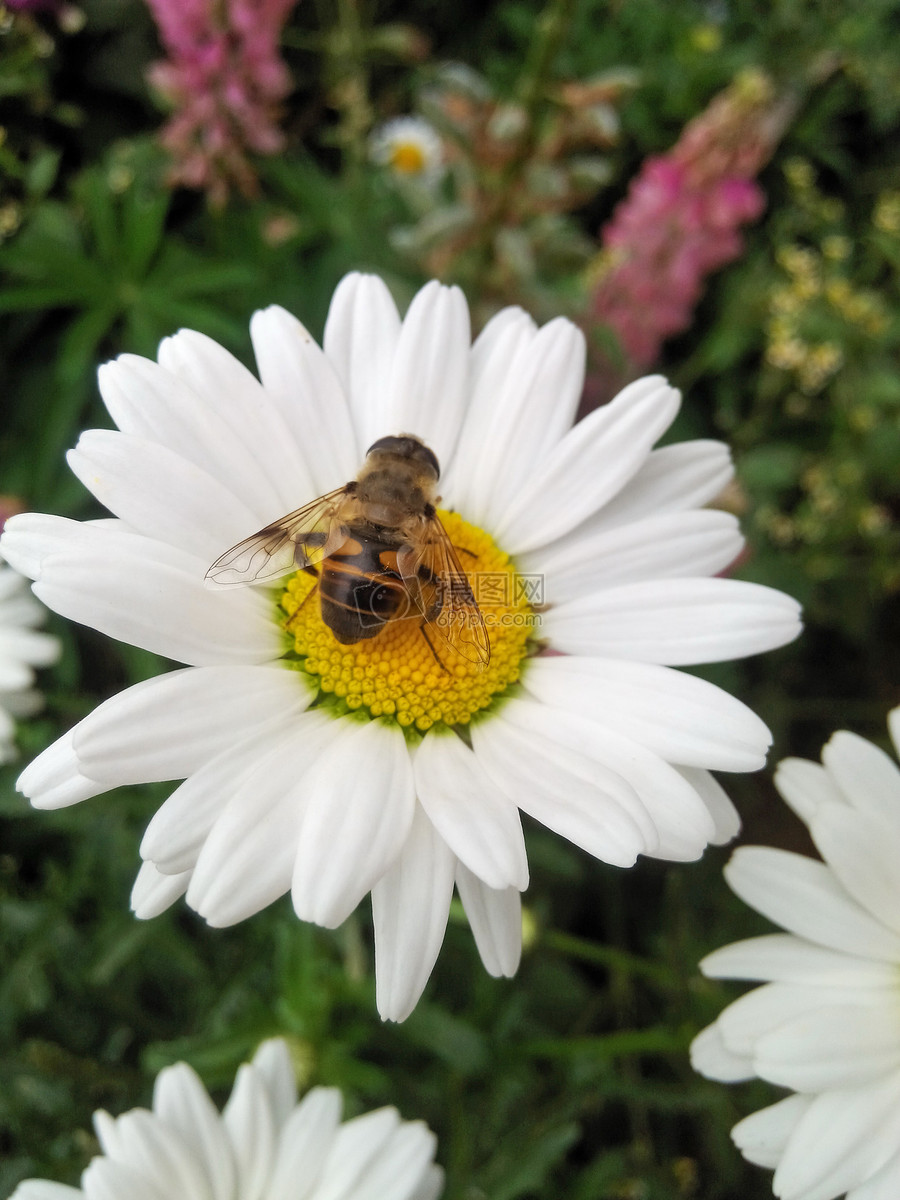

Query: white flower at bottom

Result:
[10,1037,443,1200]
[1,273,801,1020]
[691,707,900,1200]
[0,559,60,763]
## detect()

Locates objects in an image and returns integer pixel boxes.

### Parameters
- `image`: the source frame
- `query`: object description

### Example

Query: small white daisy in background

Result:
[1,272,801,1020]
[369,116,444,186]
[691,707,900,1200]
[9,1036,443,1200]
[0,557,60,764]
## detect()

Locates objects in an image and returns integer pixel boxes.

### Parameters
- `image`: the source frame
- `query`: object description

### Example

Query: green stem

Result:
[332,0,371,184]
[468,0,577,294]
[543,929,678,989]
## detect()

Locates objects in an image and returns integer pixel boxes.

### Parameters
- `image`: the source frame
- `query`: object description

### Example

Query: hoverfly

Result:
[206,434,490,670]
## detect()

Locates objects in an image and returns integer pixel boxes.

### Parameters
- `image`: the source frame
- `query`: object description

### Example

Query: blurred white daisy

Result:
[0,558,60,763]
[369,116,444,186]
[691,708,900,1200]
[10,1036,443,1200]
[1,273,801,1020]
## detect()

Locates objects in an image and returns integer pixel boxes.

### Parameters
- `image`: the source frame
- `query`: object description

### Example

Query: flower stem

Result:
[543,929,678,989]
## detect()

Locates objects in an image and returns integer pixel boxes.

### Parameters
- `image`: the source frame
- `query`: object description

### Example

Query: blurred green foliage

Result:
[2,0,900,1197]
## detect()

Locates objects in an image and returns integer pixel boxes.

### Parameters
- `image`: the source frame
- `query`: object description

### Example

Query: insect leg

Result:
[419,619,450,674]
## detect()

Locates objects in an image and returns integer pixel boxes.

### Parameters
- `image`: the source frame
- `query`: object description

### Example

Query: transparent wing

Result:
[397,515,491,668]
[205,485,357,588]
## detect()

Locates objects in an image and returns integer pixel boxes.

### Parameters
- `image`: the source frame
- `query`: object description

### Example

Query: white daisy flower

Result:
[0,273,801,1020]
[369,116,444,185]
[10,1036,443,1200]
[0,557,60,763]
[691,708,900,1200]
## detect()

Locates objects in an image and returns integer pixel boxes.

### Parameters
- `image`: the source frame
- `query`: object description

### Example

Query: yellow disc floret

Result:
[389,142,428,175]
[279,510,537,733]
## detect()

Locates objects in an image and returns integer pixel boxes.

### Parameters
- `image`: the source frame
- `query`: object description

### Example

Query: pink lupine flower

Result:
[591,71,792,370]
[145,0,297,206]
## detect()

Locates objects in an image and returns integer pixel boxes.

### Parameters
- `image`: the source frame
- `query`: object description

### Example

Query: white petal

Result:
[322,273,402,451]
[266,1088,343,1200]
[822,730,900,821]
[470,701,653,866]
[689,1021,755,1082]
[0,627,59,669]
[292,722,416,928]
[98,356,289,521]
[774,1073,900,1200]
[30,525,279,666]
[521,655,772,772]
[677,767,741,844]
[187,718,348,926]
[756,1001,900,1091]
[387,281,471,469]
[701,934,900,988]
[586,439,734,530]
[18,729,101,810]
[67,430,261,562]
[810,801,900,933]
[9,1185,84,1200]
[445,317,583,527]
[0,656,34,691]
[493,700,717,861]
[131,861,191,919]
[774,758,844,826]
[725,846,900,961]
[455,864,522,978]
[314,1108,401,1200]
[223,1064,277,1200]
[493,378,680,555]
[414,731,529,891]
[249,305,361,493]
[101,1109,212,1199]
[848,1148,900,1200]
[156,328,313,514]
[251,1039,298,1130]
[74,667,308,789]
[409,1166,444,1200]
[152,1063,235,1200]
[715,982,877,1059]
[544,577,802,664]
[521,508,744,602]
[1,512,89,581]
[346,1121,438,1200]
[372,803,456,1023]
[80,1159,164,1200]
[731,1095,811,1170]
[139,715,304,875]
[441,309,537,516]
[888,706,900,761]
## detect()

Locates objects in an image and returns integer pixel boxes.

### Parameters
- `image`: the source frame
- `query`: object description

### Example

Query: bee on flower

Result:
[1,272,801,1021]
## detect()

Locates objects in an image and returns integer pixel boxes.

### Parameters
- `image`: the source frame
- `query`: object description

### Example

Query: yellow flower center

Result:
[279,510,538,733]
[389,141,428,175]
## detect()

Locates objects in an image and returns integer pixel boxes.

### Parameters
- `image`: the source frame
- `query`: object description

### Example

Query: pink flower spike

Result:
[144,0,298,205]
[590,70,794,374]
